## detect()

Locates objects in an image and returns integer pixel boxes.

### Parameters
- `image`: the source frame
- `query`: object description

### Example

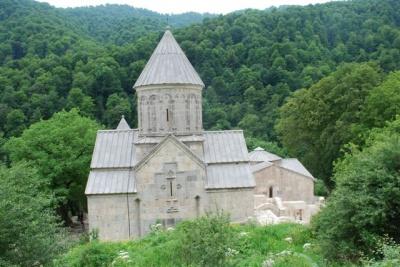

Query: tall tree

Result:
[5,109,101,224]
[276,63,382,187]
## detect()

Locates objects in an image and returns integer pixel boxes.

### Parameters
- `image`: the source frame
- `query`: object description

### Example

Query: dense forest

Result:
[1,0,400,266]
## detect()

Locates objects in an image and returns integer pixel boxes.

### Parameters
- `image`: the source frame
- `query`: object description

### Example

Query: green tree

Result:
[0,163,69,266]
[104,93,132,128]
[276,63,382,188]
[361,71,400,129]
[66,87,95,117]
[5,109,101,224]
[313,117,400,261]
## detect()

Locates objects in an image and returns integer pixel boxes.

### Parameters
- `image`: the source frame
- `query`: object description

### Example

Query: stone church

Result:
[85,30,320,241]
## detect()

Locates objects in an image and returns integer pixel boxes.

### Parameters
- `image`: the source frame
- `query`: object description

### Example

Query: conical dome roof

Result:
[116,115,131,130]
[133,30,204,88]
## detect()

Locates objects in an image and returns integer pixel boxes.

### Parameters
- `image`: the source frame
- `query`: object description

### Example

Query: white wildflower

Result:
[239,231,248,237]
[261,258,274,267]
[167,227,174,231]
[303,243,312,250]
[276,250,292,257]
[225,247,239,257]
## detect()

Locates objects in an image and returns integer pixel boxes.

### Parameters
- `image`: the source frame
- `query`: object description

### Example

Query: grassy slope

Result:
[55,223,350,267]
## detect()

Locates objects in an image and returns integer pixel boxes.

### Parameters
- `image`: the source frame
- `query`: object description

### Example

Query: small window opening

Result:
[269,186,273,198]
[166,109,169,122]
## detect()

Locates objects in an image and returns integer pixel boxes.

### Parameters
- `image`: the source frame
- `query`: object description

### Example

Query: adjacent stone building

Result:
[85,30,320,241]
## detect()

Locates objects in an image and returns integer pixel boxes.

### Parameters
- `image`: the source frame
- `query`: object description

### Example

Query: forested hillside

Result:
[2,0,400,266]
[1,0,400,176]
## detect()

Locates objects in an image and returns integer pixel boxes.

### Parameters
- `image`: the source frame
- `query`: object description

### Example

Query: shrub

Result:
[175,212,236,267]
[0,163,70,266]
[313,117,400,261]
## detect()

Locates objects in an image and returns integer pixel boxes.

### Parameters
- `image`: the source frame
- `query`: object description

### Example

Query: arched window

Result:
[149,95,157,132]
[139,96,146,131]
[135,198,141,237]
[189,94,196,131]
[195,195,200,217]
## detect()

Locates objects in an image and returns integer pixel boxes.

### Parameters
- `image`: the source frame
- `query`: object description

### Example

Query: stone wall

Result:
[134,137,207,236]
[206,188,254,222]
[136,84,203,136]
[87,194,132,241]
[253,165,314,203]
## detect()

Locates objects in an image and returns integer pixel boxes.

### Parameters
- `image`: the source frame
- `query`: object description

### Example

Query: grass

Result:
[54,216,353,267]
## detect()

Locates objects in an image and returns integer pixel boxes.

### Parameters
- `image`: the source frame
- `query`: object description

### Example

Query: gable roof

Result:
[133,134,204,171]
[116,115,131,130]
[276,158,314,179]
[90,129,137,168]
[134,30,204,88]
[249,147,282,163]
[203,130,249,164]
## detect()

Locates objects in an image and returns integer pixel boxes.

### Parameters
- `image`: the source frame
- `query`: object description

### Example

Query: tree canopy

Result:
[5,109,101,223]
[313,117,400,260]
[0,163,68,266]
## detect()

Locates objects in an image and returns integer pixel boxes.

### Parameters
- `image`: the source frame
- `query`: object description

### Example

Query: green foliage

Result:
[246,136,288,157]
[4,109,101,223]
[361,71,400,129]
[104,93,132,128]
[176,212,235,266]
[363,239,400,267]
[313,117,400,261]
[57,221,333,267]
[276,62,383,187]
[1,0,400,145]
[0,163,69,266]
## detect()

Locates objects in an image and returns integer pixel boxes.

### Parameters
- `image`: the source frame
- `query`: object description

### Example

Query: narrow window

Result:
[269,186,273,198]
[166,108,169,122]
[169,180,173,197]
[195,196,200,217]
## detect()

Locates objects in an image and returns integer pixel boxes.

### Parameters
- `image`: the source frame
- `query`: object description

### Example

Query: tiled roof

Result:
[134,30,204,88]
[206,163,255,189]
[203,130,249,164]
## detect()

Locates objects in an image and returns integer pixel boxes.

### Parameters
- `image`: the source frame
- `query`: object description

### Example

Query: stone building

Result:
[250,147,322,224]
[85,30,320,241]
[85,30,255,241]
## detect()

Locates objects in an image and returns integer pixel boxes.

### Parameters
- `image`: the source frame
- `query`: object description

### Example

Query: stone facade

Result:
[137,85,203,136]
[253,164,314,203]
[85,30,320,241]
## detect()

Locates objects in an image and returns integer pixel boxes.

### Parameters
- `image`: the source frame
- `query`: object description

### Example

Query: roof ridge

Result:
[203,130,244,133]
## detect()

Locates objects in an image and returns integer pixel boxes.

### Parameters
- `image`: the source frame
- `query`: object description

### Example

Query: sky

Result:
[36,0,333,14]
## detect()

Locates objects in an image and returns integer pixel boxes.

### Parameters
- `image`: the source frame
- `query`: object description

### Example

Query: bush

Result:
[0,163,70,266]
[175,212,236,267]
[313,117,400,261]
